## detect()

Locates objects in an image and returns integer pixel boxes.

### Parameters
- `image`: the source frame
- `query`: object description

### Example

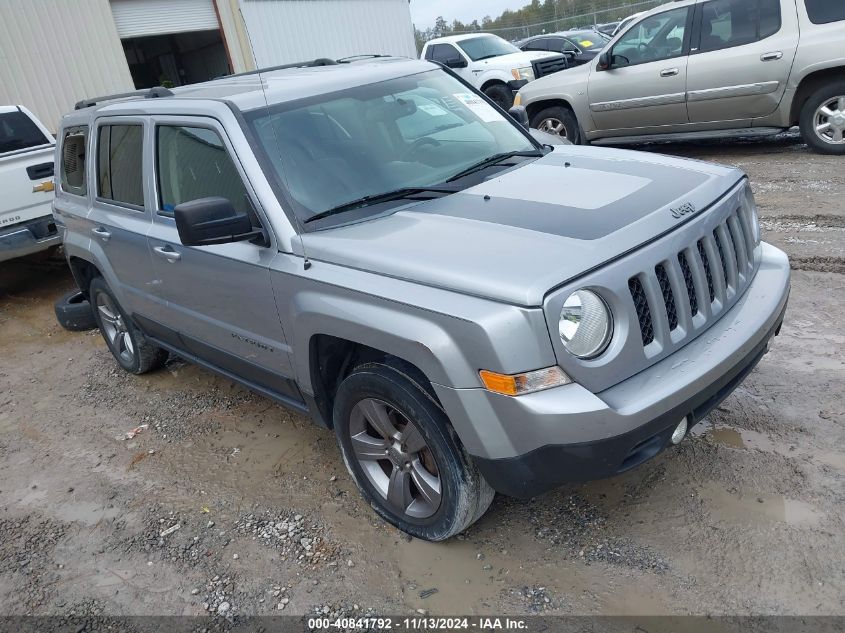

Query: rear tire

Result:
[54,290,97,332]
[483,83,514,111]
[89,277,168,374]
[530,105,581,144]
[333,362,494,541]
[799,82,845,155]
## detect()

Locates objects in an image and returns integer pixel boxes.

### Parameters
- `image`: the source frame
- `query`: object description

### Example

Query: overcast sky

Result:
[409,0,527,29]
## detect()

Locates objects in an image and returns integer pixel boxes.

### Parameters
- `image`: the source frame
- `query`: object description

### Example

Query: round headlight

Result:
[559,290,612,359]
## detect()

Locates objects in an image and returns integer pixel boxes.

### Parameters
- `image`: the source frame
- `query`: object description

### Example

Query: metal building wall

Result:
[0,0,134,133]
[238,0,417,68]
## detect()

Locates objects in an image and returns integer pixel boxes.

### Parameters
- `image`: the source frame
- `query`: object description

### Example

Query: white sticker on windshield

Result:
[418,103,449,117]
[452,92,501,122]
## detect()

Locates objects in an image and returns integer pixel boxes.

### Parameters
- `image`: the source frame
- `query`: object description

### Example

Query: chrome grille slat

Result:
[715,223,738,292]
[727,213,750,279]
[677,251,699,317]
[655,264,679,331]
[702,234,727,306]
[696,239,716,303]
[628,276,654,346]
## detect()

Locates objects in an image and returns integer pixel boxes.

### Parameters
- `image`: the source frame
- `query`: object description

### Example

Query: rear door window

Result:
[0,110,51,154]
[805,0,845,24]
[97,124,144,207]
[427,44,462,64]
[698,0,782,53]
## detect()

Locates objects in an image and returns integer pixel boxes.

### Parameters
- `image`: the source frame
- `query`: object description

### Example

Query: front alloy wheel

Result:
[333,361,495,541]
[349,398,441,519]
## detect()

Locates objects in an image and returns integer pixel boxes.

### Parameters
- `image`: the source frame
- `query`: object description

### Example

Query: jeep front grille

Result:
[628,205,755,350]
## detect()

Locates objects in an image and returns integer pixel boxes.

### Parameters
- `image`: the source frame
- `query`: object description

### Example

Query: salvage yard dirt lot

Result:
[0,133,843,621]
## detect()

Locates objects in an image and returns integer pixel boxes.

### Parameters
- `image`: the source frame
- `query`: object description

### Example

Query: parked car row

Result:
[514,0,845,155]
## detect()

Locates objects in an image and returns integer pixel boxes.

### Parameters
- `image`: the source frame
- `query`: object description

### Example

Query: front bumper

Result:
[433,242,790,498]
[0,215,61,262]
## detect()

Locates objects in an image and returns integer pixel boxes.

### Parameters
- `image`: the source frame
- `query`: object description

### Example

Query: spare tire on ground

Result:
[55,290,97,332]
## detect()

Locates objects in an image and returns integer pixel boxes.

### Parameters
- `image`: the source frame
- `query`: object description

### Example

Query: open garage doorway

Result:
[122,30,231,89]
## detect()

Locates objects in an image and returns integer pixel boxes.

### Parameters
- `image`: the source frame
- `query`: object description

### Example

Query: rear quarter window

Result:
[805,0,845,24]
[61,126,88,196]
[0,110,51,154]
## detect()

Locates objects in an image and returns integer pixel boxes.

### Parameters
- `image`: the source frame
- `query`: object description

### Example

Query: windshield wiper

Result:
[303,187,455,224]
[446,150,544,183]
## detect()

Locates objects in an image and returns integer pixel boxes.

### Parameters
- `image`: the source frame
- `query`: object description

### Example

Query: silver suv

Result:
[517,0,845,154]
[54,58,790,541]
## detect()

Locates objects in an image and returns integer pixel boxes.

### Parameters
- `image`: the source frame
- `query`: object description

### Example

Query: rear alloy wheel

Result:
[89,277,168,374]
[800,83,845,155]
[333,361,494,541]
[531,105,581,144]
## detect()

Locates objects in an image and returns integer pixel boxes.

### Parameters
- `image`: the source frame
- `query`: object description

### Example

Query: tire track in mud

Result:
[789,256,845,274]
[761,214,845,231]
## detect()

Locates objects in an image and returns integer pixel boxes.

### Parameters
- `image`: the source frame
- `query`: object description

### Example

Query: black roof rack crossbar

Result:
[224,57,339,80]
[74,86,174,110]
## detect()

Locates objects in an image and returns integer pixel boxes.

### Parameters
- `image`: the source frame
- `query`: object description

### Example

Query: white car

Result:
[0,105,60,262]
[421,33,563,109]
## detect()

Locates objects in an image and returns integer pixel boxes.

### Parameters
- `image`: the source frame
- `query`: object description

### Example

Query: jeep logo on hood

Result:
[671,202,697,219]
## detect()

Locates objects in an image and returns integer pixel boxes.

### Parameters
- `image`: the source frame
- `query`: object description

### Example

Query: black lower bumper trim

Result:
[475,300,788,499]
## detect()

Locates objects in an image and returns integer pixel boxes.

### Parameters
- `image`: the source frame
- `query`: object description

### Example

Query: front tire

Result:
[483,83,514,111]
[799,83,845,155]
[530,105,581,144]
[333,362,494,541]
[89,277,168,374]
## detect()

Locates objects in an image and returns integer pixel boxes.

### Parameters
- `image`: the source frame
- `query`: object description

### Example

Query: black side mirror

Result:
[445,57,468,69]
[508,105,530,129]
[174,197,261,246]
[597,52,611,71]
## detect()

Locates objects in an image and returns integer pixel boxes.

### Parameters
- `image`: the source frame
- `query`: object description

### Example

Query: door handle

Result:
[660,68,679,77]
[91,227,111,241]
[761,51,783,62]
[153,245,181,263]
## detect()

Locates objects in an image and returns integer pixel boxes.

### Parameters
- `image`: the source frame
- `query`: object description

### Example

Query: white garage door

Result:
[110,0,219,39]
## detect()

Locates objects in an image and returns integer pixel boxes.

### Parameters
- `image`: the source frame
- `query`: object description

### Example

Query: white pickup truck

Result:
[421,33,567,110]
[0,105,61,263]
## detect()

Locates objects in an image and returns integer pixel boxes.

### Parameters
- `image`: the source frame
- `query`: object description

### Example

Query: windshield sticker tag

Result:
[580,40,594,47]
[418,103,449,117]
[452,93,501,122]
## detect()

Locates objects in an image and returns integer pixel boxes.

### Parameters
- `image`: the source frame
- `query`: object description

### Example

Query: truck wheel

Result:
[54,290,97,332]
[483,83,514,110]
[799,83,845,155]
[333,362,494,541]
[89,277,168,374]
[531,105,581,144]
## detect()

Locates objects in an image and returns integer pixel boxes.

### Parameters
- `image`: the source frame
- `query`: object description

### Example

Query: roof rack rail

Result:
[225,58,339,80]
[336,54,390,63]
[74,86,174,110]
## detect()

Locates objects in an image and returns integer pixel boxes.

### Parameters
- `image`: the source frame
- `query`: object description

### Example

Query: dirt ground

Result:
[0,132,843,623]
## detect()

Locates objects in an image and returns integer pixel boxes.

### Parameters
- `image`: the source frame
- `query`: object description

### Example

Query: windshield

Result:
[246,70,536,225]
[566,31,609,49]
[0,110,51,154]
[457,35,521,61]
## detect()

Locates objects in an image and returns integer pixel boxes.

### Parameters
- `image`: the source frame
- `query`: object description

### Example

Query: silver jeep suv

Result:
[517,0,845,154]
[54,57,790,541]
